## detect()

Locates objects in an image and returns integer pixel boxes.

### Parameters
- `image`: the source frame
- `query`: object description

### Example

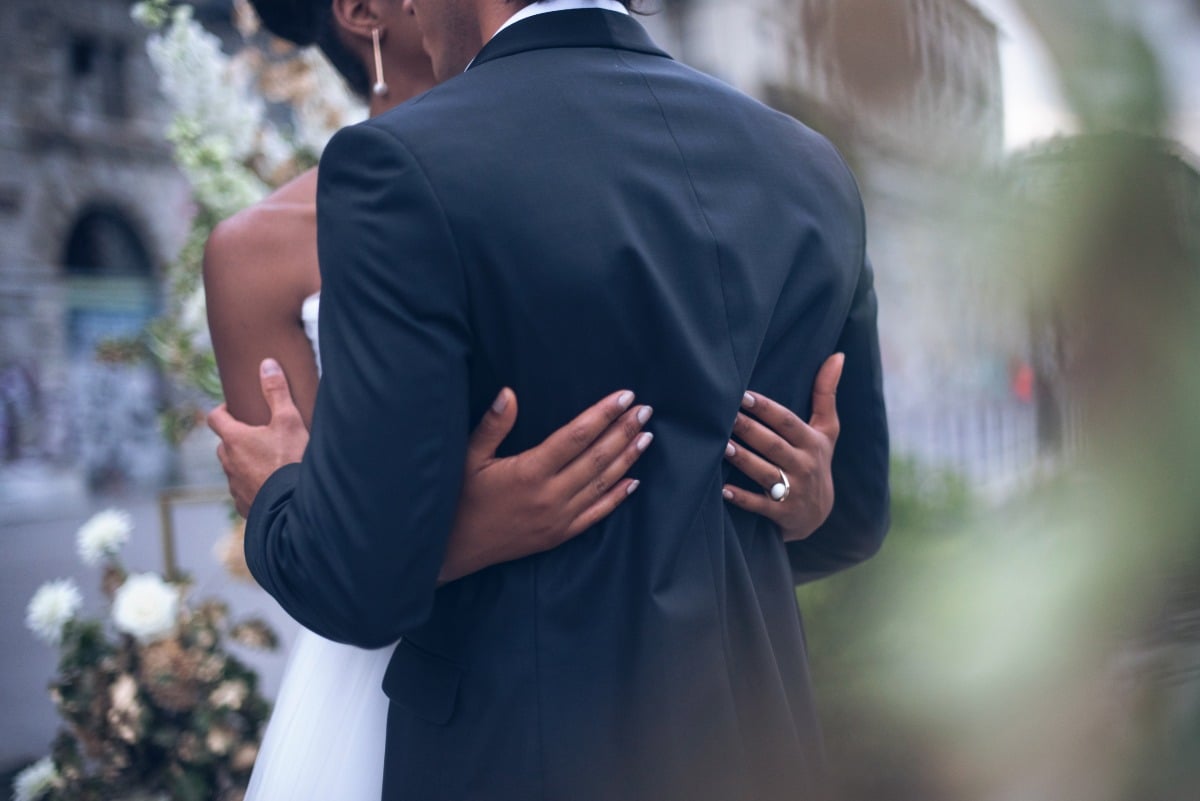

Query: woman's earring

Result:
[371,28,389,97]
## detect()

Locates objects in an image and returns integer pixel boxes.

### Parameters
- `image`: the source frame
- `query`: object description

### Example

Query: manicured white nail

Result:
[618,391,635,409]
[723,488,734,500]
[742,392,756,409]
[637,406,654,425]
[491,390,509,415]
[626,480,641,496]
[725,442,736,458]
[636,432,654,452]
[261,358,282,377]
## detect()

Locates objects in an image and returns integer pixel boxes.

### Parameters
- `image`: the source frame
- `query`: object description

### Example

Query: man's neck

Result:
[480,0,630,45]
[477,2,526,48]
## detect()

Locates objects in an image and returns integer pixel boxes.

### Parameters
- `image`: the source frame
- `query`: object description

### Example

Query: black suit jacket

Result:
[246,11,889,800]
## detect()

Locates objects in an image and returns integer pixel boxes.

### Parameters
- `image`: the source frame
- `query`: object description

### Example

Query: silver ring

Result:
[768,468,790,503]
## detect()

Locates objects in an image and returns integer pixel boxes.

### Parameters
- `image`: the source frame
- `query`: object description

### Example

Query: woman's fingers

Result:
[559,404,653,494]
[807,353,844,441]
[552,403,654,537]
[728,378,840,541]
[534,390,637,474]
[730,412,803,476]
[740,391,814,449]
[721,483,782,524]
[563,478,642,539]
[724,438,789,491]
[465,388,519,468]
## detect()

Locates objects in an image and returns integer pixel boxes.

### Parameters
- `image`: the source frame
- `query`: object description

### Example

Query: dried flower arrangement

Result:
[15,510,279,801]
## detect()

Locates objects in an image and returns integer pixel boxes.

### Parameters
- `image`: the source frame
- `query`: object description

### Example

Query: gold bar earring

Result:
[372,28,389,97]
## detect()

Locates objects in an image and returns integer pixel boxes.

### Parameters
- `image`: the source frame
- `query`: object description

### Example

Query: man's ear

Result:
[331,0,384,43]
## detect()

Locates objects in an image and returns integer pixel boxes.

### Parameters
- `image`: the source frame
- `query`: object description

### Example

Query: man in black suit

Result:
[215,1,889,798]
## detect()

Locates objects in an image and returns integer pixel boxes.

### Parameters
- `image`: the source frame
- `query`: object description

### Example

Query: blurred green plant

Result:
[799,458,977,801]
[798,1,1200,798]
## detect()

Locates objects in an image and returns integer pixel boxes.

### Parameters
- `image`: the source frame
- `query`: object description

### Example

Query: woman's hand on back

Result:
[722,354,844,543]
[439,388,653,584]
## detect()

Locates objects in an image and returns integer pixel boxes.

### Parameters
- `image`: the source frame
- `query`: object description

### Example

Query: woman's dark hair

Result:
[249,0,372,99]
[250,0,645,100]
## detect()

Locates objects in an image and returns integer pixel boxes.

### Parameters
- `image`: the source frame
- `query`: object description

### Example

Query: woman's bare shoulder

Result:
[203,168,320,296]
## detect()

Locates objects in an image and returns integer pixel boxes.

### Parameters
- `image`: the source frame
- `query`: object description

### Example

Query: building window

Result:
[102,44,129,119]
[60,206,168,490]
[70,37,98,78]
[65,36,130,120]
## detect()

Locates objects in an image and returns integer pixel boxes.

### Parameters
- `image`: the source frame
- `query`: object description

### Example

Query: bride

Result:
[204,0,846,798]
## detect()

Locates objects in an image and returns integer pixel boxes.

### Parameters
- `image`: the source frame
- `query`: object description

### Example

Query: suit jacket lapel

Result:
[468,9,672,71]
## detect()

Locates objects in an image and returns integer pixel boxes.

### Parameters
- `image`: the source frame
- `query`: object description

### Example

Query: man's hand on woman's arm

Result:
[209,360,654,585]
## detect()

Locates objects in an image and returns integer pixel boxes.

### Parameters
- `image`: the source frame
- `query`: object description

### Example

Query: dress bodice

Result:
[301,292,321,377]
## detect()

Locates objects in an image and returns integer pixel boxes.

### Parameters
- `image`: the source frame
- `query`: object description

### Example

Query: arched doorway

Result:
[61,205,170,491]
[64,207,153,279]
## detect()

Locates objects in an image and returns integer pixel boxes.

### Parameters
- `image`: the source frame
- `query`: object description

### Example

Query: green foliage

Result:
[798,457,973,620]
[797,458,977,800]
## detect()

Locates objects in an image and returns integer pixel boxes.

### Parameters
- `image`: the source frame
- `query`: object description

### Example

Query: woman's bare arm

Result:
[204,191,322,429]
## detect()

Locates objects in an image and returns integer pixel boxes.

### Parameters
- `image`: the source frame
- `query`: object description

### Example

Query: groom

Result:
[217,1,889,798]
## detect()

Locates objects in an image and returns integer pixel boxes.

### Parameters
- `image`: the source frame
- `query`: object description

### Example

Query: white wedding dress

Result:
[244,293,396,800]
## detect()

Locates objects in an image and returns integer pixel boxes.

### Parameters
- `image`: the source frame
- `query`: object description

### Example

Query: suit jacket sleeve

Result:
[244,122,471,648]
[788,251,891,585]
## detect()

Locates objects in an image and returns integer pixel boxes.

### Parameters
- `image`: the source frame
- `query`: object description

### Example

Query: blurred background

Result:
[1,0,1197,798]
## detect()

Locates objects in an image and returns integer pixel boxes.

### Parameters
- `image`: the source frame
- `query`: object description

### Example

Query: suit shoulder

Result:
[656,59,861,186]
[349,79,469,149]
[756,101,860,194]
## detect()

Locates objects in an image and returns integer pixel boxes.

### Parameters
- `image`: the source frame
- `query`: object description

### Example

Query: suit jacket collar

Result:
[467,9,672,71]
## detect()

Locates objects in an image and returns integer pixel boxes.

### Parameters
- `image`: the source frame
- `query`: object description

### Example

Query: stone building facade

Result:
[0,0,1028,501]
[0,0,192,505]
[648,0,1035,491]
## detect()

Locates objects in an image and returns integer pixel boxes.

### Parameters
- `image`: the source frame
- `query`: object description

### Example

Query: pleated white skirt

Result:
[245,629,397,800]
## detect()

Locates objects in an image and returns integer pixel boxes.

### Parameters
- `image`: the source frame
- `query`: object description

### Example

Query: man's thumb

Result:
[259,359,295,417]
[466,388,518,465]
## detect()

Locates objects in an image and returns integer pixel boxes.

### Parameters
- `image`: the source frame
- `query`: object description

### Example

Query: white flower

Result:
[76,508,133,566]
[177,286,211,350]
[25,580,82,646]
[12,756,58,801]
[112,574,179,643]
[147,7,264,161]
[144,5,268,216]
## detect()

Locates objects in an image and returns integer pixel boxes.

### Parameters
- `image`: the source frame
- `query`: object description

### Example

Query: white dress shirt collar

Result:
[491,0,630,41]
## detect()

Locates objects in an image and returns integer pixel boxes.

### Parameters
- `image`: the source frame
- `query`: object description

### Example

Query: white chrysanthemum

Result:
[147,7,263,159]
[25,580,83,646]
[112,574,179,643]
[145,5,268,215]
[177,286,211,350]
[76,508,133,566]
[12,756,58,801]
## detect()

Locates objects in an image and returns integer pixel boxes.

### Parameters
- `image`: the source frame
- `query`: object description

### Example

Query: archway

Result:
[60,204,170,491]
[63,206,154,278]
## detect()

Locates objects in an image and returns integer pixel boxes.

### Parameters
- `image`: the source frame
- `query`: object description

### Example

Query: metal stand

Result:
[157,486,231,581]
